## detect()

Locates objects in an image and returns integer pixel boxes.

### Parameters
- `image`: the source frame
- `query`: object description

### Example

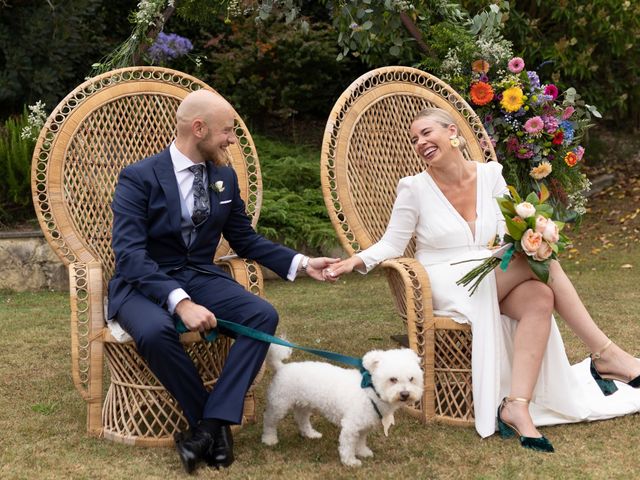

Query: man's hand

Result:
[175,299,217,332]
[305,257,341,283]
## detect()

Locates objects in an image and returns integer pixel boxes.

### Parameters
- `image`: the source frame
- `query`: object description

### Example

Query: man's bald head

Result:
[176,90,234,137]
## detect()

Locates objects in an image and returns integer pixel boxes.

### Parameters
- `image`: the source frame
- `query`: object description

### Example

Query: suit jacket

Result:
[107,147,297,319]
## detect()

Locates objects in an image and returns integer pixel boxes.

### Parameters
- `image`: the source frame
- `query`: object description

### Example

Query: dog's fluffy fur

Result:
[261,344,424,466]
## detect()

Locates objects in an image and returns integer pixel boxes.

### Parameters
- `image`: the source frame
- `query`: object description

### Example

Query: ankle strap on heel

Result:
[591,339,613,360]
[505,396,530,405]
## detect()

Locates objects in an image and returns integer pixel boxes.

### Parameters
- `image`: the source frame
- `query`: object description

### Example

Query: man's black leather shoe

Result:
[174,427,214,474]
[207,424,234,468]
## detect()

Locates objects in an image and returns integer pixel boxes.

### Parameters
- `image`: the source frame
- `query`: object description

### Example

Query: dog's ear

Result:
[362,350,384,372]
[403,348,421,365]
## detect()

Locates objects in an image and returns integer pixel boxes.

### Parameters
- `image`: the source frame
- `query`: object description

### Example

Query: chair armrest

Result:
[68,261,105,402]
[215,255,264,297]
[379,257,436,409]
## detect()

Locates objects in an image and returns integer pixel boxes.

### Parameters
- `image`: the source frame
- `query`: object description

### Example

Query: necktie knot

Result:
[189,164,209,226]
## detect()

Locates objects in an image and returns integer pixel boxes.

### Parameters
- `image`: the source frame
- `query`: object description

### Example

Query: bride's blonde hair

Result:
[412,108,467,149]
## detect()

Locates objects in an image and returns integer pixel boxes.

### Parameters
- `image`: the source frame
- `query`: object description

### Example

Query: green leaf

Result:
[535,204,554,217]
[497,197,515,215]
[362,20,373,30]
[525,191,539,205]
[527,257,550,283]
[538,183,550,203]
[507,186,522,203]
[505,215,526,240]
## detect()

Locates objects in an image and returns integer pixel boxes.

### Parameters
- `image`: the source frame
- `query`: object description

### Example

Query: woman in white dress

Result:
[326,108,640,452]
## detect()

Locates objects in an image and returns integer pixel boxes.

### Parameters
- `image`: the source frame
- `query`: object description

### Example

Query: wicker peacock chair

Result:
[321,66,498,426]
[31,67,265,446]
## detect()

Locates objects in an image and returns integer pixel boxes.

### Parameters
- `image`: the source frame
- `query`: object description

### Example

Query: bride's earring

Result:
[450,135,460,148]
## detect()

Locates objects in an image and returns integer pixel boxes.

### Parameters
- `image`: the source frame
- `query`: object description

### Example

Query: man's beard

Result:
[196,139,228,167]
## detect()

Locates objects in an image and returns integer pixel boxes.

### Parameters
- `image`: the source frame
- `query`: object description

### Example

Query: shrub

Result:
[0,0,136,119]
[0,109,35,226]
[199,16,365,129]
[253,135,337,253]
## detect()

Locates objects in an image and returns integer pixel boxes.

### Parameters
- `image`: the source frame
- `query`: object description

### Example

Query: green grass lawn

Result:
[1,236,639,479]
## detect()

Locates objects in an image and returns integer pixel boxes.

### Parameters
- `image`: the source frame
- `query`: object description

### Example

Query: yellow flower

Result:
[500,86,524,112]
[530,161,552,180]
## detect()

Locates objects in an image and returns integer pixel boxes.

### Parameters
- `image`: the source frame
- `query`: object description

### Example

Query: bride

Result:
[326,107,640,452]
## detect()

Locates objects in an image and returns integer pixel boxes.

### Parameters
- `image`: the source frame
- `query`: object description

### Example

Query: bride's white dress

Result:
[357,161,640,437]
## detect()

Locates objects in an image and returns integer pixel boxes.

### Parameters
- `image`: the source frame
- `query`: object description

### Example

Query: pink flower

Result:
[544,84,559,100]
[562,106,575,120]
[521,229,543,256]
[535,215,548,234]
[524,116,544,135]
[508,57,525,74]
[506,136,519,153]
[542,220,560,243]
[575,145,585,161]
[534,241,553,261]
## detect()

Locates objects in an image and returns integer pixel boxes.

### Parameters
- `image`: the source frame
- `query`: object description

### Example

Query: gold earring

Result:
[450,136,460,148]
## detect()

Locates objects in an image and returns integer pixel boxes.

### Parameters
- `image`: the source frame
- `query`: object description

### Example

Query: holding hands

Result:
[321,256,365,281]
[304,256,342,282]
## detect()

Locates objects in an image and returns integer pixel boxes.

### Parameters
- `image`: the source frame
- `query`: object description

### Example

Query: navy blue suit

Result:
[109,147,297,426]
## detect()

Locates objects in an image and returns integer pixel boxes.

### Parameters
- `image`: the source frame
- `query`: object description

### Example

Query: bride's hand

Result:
[322,256,364,280]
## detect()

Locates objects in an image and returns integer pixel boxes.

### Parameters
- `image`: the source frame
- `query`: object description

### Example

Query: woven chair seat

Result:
[321,66,498,425]
[32,67,265,446]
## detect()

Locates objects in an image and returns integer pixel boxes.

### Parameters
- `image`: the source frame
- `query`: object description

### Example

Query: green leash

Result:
[175,318,373,388]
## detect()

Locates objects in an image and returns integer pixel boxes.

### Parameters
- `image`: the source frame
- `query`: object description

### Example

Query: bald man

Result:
[108,90,338,473]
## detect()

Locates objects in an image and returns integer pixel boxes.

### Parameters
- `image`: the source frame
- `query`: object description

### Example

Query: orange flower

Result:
[564,151,578,167]
[472,59,490,73]
[470,82,494,106]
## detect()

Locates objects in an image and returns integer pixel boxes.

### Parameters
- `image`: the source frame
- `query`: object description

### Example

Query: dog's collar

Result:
[360,368,382,399]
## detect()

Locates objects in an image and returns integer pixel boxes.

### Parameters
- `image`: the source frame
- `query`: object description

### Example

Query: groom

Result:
[108,89,338,473]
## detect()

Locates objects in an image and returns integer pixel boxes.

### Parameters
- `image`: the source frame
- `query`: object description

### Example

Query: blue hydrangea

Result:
[147,32,193,64]
[560,120,575,144]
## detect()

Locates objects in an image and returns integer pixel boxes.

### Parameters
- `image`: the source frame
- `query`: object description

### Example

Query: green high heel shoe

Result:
[497,397,554,453]
[590,339,640,396]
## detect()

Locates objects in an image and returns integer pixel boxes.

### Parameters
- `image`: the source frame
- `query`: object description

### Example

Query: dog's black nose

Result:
[399,391,410,401]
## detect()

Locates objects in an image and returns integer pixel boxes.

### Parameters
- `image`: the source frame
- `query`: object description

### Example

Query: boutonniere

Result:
[209,180,225,194]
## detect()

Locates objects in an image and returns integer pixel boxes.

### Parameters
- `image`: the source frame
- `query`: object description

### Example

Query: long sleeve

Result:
[489,162,508,240]
[356,176,419,272]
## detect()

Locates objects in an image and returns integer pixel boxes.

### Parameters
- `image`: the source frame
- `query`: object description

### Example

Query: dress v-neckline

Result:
[425,163,481,242]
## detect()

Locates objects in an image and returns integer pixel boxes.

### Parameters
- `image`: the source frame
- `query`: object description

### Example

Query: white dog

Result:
[261,344,424,467]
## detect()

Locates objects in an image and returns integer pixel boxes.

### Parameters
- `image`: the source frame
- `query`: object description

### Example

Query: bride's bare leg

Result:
[498,280,553,437]
[496,254,640,380]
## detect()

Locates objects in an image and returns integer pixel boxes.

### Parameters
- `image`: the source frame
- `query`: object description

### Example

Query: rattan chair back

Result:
[32,67,261,285]
[31,67,263,445]
[321,66,497,425]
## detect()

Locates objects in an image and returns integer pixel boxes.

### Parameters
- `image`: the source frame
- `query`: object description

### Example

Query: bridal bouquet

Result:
[454,185,570,295]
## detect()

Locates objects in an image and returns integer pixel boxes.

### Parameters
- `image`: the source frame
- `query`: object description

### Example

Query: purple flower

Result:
[484,114,494,124]
[479,73,489,83]
[541,115,559,133]
[574,145,585,161]
[527,71,540,89]
[147,32,193,64]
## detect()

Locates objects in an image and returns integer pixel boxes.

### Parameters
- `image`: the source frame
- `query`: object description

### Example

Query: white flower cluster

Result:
[441,48,463,77]
[391,1,415,12]
[567,174,592,216]
[20,101,48,142]
[476,37,512,66]
[135,0,166,27]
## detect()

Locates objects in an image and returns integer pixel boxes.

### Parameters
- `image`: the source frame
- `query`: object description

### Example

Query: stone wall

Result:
[0,231,68,291]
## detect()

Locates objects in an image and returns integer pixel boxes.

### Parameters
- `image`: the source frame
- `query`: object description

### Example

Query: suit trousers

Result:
[116,268,278,427]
